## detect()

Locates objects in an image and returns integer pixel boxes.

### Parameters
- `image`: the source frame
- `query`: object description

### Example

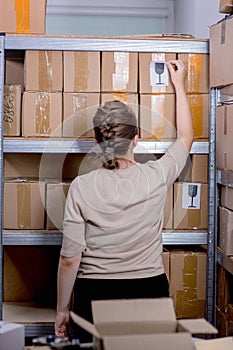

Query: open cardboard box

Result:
[70,298,217,350]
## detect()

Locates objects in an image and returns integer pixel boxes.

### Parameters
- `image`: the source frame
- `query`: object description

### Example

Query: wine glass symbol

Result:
[188,184,198,208]
[155,62,165,85]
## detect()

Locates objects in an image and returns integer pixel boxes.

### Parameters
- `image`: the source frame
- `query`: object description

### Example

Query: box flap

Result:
[92,298,177,336]
[178,319,218,335]
[103,333,195,350]
[70,311,100,339]
[92,298,176,323]
[195,336,233,350]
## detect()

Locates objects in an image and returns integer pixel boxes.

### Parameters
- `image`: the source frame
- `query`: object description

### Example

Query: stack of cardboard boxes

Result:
[3,45,210,320]
[210,0,233,337]
[1,1,211,327]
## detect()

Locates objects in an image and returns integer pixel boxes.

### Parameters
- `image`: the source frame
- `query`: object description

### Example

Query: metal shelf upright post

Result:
[0,33,5,321]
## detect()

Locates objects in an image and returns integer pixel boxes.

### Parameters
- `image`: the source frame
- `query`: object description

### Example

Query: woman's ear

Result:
[133,134,138,147]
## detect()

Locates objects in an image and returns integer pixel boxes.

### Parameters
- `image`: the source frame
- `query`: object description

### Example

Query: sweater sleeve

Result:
[60,178,86,257]
[157,139,189,188]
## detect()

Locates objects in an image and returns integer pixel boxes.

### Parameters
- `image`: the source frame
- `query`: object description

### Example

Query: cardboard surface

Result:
[169,250,207,319]
[0,321,24,350]
[219,206,233,256]
[101,52,138,93]
[210,16,233,87]
[195,337,233,350]
[22,92,62,137]
[216,105,233,171]
[219,0,233,13]
[0,0,46,34]
[64,51,100,92]
[221,186,233,211]
[140,94,176,139]
[5,59,24,86]
[179,155,208,183]
[178,54,209,94]
[217,265,233,312]
[63,92,100,138]
[25,51,63,92]
[3,180,45,229]
[46,181,70,230]
[187,94,209,139]
[4,85,22,136]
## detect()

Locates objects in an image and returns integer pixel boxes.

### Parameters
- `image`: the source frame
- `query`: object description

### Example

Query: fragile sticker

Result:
[182,183,201,209]
[150,61,169,86]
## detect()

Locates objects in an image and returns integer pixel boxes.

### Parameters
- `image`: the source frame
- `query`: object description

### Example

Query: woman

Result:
[55,60,194,342]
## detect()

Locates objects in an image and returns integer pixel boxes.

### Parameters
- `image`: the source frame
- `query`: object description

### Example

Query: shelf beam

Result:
[3,231,208,246]
[5,35,209,53]
[3,139,209,154]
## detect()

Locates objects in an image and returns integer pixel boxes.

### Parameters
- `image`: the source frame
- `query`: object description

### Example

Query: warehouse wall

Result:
[175,0,224,38]
[46,0,225,37]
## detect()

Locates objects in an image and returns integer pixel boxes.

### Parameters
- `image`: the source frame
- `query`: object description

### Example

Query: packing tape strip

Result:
[35,92,51,136]
[74,52,88,92]
[17,182,31,228]
[189,94,203,138]
[112,52,129,92]
[14,0,30,34]
[39,51,53,91]
[188,54,203,93]
[72,93,88,137]
[151,95,165,139]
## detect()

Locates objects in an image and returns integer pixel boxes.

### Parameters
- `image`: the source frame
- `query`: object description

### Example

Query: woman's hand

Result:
[55,309,69,337]
[166,60,187,91]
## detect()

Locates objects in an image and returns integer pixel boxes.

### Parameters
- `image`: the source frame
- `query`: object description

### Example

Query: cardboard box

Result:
[219,206,233,255]
[178,54,209,94]
[25,51,63,92]
[0,321,24,350]
[169,250,207,319]
[63,93,100,138]
[163,185,173,229]
[162,251,170,281]
[139,94,176,139]
[4,85,22,136]
[46,181,70,230]
[63,51,100,93]
[22,92,62,137]
[70,298,217,350]
[101,52,138,93]
[217,265,233,312]
[216,304,233,337]
[195,336,233,350]
[221,186,233,211]
[210,16,233,87]
[216,105,233,171]
[139,53,176,94]
[3,180,45,229]
[101,93,139,124]
[5,59,24,86]
[179,154,208,183]
[0,0,46,34]
[173,182,208,229]
[219,0,233,13]
[187,94,209,139]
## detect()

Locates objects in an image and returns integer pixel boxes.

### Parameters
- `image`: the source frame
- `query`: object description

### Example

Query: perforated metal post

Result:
[206,88,218,326]
[0,33,5,320]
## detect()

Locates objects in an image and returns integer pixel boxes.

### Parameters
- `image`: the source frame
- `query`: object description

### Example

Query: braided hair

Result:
[93,100,138,170]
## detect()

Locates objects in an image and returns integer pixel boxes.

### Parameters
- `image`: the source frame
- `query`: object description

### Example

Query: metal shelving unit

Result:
[0,34,214,336]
